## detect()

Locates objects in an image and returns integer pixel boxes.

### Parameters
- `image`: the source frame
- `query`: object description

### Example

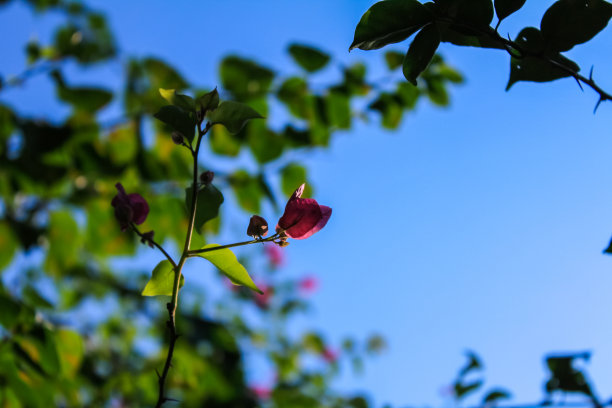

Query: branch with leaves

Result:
[350,0,611,111]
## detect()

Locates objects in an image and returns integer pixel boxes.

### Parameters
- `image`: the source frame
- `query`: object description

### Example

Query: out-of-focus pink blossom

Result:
[322,348,338,363]
[265,244,284,267]
[298,275,319,295]
[254,283,273,309]
[111,183,149,231]
[276,184,331,240]
[250,385,271,400]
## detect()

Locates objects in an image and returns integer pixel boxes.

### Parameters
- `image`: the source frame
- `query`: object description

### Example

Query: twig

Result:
[130,224,177,268]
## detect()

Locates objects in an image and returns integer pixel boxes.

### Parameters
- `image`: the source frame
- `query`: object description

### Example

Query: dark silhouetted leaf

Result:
[459,351,483,377]
[288,43,331,73]
[540,0,612,52]
[153,105,196,142]
[506,28,580,90]
[403,24,440,85]
[495,0,526,22]
[207,101,263,134]
[350,0,433,51]
[455,380,484,400]
[196,88,219,112]
[159,88,195,112]
[483,389,512,405]
[186,184,224,233]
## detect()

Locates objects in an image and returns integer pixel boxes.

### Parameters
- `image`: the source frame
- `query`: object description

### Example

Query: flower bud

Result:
[276,239,290,247]
[247,215,268,238]
[171,131,184,145]
[199,170,215,185]
[141,230,155,248]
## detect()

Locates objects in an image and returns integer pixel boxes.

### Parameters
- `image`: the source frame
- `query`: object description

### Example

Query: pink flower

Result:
[111,183,149,231]
[276,184,331,240]
[254,283,273,309]
[322,348,338,363]
[265,244,284,267]
[250,385,271,400]
[298,276,319,294]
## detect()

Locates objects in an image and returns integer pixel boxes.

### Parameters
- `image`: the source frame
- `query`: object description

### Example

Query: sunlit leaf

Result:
[207,101,263,134]
[142,260,184,296]
[196,245,261,293]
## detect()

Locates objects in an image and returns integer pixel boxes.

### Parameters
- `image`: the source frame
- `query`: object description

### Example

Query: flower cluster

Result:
[111,183,149,231]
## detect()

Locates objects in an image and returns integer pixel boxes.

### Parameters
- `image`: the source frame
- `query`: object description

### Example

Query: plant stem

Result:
[187,233,280,257]
[155,122,210,408]
[130,224,177,268]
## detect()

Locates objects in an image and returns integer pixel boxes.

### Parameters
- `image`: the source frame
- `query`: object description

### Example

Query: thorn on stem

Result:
[574,77,584,91]
[594,97,603,114]
[589,66,594,81]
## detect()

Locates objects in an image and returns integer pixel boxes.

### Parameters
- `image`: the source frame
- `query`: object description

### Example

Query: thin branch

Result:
[130,224,177,268]
[187,233,280,257]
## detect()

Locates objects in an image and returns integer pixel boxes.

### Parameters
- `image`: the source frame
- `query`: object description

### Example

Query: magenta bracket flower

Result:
[276,183,331,240]
[111,182,150,231]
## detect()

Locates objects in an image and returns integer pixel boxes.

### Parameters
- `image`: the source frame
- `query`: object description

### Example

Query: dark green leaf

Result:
[247,121,284,164]
[350,0,433,51]
[459,351,483,377]
[455,380,483,400]
[143,57,189,90]
[494,0,526,22]
[207,101,263,134]
[277,77,310,119]
[437,21,504,49]
[483,389,512,404]
[326,91,351,129]
[196,88,220,112]
[51,71,113,113]
[185,184,224,233]
[540,0,612,52]
[0,221,17,271]
[196,245,261,293]
[288,43,331,73]
[403,24,440,85]
[506,27,580,90]
[45,211,79,275]
[153,105,196,142]
[230,170,263,213]
[142,260,184,296]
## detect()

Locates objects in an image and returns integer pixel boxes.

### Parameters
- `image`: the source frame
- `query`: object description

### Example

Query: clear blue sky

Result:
[1,1,612,407]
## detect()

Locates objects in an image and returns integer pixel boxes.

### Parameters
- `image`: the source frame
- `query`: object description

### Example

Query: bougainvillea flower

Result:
[276,184,331,239]
[298,275,319,294]
[265,244,284,267]
[247,215,268,238]
[322,348,338,364]
[111,183,149,231]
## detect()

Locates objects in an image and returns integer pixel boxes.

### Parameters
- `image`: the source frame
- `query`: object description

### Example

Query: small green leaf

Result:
[288,43,331,73]
[482,389,512,404]
[196,88,219,112]
[350,0,433,51]
[494,0,526,22]
[0,221,17,271]
[403,24,440,85]
[185,184,224,233]
[142,260,184,297]
[207,101,263,133]
[153,105,196,142]
[220,56,274,99]
[196,245,261,293]
[159,88,195,112]
[45,211,80,275]
[540,0,612,52]
[455,380,484,400]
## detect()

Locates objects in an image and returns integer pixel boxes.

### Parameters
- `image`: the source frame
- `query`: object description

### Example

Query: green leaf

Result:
[277,77,310,119]
[142,260,184,297]
[506,27,580,90]
[230,170,263,213]
[384,50,405,70]
[288,43,331,73]
[350,0,433,51]
[209,124,242,156]
[159,88,195,112]
[455,0,494,28]
[153,105,196,142]
[56,329,84,378]
[220,56,275,99]
[403,24,441,85]
[540,0,612,52]
[326,91,351,129]
[494,0,526,22]
[281,163,312,198]
[437,21,504,49]
[45,211,79,275]
[482,389,512,404]
[196,245,261,293]
[143,57,189,90]
[369,92,404,129]
[207,101,263,134]
[455,380,484,400]
[185,184,224,233]
[196,88,220,112]
[0,221,17,271]
[247,121,284,164]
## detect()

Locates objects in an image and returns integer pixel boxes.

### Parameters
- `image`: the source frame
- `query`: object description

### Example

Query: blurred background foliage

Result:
[0,0,461,406]
[1,0,607,407]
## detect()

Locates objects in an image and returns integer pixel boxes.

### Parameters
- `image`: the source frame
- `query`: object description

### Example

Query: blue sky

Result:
[1,1,612,407]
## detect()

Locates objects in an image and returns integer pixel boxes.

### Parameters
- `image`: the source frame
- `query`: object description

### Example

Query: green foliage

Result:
[350,0,433,51]
[403,24,440,85]
[494,0,526,23]
[195,245,261,293]
[186,183,224,234]
[207,101,264,134]
[154,105,196,142]
[142,260,184,296]
[288,43,331,73]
